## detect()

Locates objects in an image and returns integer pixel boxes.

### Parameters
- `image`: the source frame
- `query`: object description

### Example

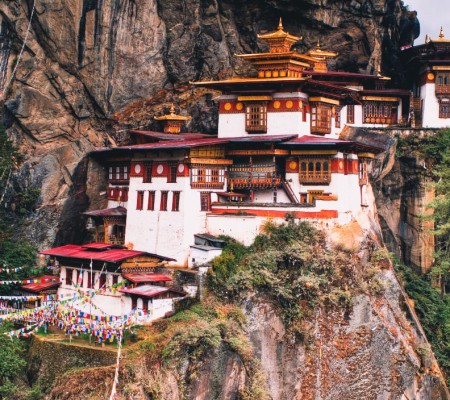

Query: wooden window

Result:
[147,191,155,210]
[359,161,368,185]
[168,164,177,183]
[112,274,119,286]
[65,268,73,285]
[200,192,211,211]
[143,163,152,183]
[335,107,341,128]
[363,102,397,124]
[109,165,129,183]
[131,297,137,310]
[136,191,144,210]
[310,103,332,135]
[172,191,180,211]
[299,158,331,184]
[86,272,93,289]
[245,103,267,133]
[191,167,224,189]
[347,105,355,124]
[439,100,450,118]
[211,170,220,183]
[160,191,168,211]
[436,73,450,94]
[300,193,308,204]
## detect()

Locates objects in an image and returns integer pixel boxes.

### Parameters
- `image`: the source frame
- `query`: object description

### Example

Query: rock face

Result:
[0,0,416,248]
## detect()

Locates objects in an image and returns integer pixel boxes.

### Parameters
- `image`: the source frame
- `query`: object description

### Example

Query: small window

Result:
[439,100,450,118]
[299,158,331,184]
[136,191,144,210]
[66,268,73,285]
[143,163,152,183]
[300,193,308,204]
[160,191,168,211]
[335,107,341,128]
[347,105,355,124]
[211,170,220,183]
[147,191,155,210]
[245,102,267,133]
[172,191,180,211]
[99,273,107,289]
[168,165,177,183]
[310,103,332,135]
[200,192,211,211]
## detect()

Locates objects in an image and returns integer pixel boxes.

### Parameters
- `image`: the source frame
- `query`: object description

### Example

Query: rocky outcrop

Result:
[0,0,414,248]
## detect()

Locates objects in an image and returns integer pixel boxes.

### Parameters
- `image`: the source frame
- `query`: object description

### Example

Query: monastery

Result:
[40,21,450,317]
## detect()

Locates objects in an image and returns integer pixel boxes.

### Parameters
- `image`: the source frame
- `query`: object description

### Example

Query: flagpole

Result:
[89,258,93,345]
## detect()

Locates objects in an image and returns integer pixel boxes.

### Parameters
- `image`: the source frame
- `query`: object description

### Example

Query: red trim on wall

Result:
[210,208,338,219]
[176,163,190,177]
[130,162,144,177]
[286,158,299,173]
[331,158,345,173]
[152,162,168,177]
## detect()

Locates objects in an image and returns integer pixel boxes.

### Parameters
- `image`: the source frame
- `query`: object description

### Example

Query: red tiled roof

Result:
[228,134,296,143]
[119,284,185,298]
[40,244,174,263]
[83,206,127,218]
[285,135,353,145]
[81,243,123,249]
[282,135,384,153]
[21,275,61,293]
[117,137,229,151]
[122,273,172,283]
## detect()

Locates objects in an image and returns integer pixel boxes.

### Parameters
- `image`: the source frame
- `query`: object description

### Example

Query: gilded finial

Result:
[316,40,321,50]
[439,26,445,39]
[170,103,176,115]
[278,18,283,31]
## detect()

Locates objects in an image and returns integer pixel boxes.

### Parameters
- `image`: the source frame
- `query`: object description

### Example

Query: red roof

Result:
[286,135,353,145]
[122,273,172,283]
[83,206,127,218]
[228,134,296,143]
[40,244,174,263]
[119,284,185,298]
[117,137,229,151]
[21,275,61,293]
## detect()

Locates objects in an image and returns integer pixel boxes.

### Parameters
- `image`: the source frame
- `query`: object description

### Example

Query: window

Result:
[99,273,107,289]
[143,163,152,183]
[112,274,119,286]
[436,73,450,95]
[439,100,450,118]
[147,191,155,210]
[347,105,355,124]
[335,107,341,128]
[108,165,129,183]
[310,103,332,135]
[86,272,93,289]
[191,168,225,189]
[136,191,144,210]
[359,161,368,185]
[363,101,397,124]
[168,164,177,183]
[160,191,168,211]
[300,193,308,204]
[299,158,331,184]
[200,192,211,211]
[172,191,180,211]
[245,103,267,133]
[65,268,73,285]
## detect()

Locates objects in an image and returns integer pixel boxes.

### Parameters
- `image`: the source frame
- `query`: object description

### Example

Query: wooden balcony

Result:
[436,84,450,95]
[229,176,281,189]
[310,126,331,135]
[299,172,331,185]
[191,182,225,189]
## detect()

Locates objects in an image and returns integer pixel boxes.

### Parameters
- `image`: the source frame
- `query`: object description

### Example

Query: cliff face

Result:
[0,0,416,248]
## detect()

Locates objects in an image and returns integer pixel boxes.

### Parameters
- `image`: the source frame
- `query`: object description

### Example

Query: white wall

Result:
[421,83,450,128]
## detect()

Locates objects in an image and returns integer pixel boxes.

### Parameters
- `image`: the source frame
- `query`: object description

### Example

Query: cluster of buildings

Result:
[34,21,450,318]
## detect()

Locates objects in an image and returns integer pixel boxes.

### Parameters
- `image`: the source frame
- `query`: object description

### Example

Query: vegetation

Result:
[0,122,39,294]
[207,220,384,331]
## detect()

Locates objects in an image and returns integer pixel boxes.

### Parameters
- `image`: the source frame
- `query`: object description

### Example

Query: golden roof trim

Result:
[362,96,400,102]
[431,66,450,71]
[191,76,310,85]
[307,41,338,59]
[154,104,191,121]
[237,95,273,101]
[257,18,302,42]
[309,96,340,105]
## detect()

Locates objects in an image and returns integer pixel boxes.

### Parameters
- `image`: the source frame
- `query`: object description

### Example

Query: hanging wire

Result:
[1,0,36,100]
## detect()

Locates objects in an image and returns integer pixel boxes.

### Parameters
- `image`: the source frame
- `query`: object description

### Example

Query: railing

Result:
[299,172,331,185]
[108,235,125,245]
[190,182,224,189]
[229,176,281,188]
[310,126,331,135]
[436,84,450,95]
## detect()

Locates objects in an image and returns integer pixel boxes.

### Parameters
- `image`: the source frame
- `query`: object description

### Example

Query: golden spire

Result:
[278,17,283,31]
[439,26,445,39]
[169,103,176,116]
[154,104,191,134]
